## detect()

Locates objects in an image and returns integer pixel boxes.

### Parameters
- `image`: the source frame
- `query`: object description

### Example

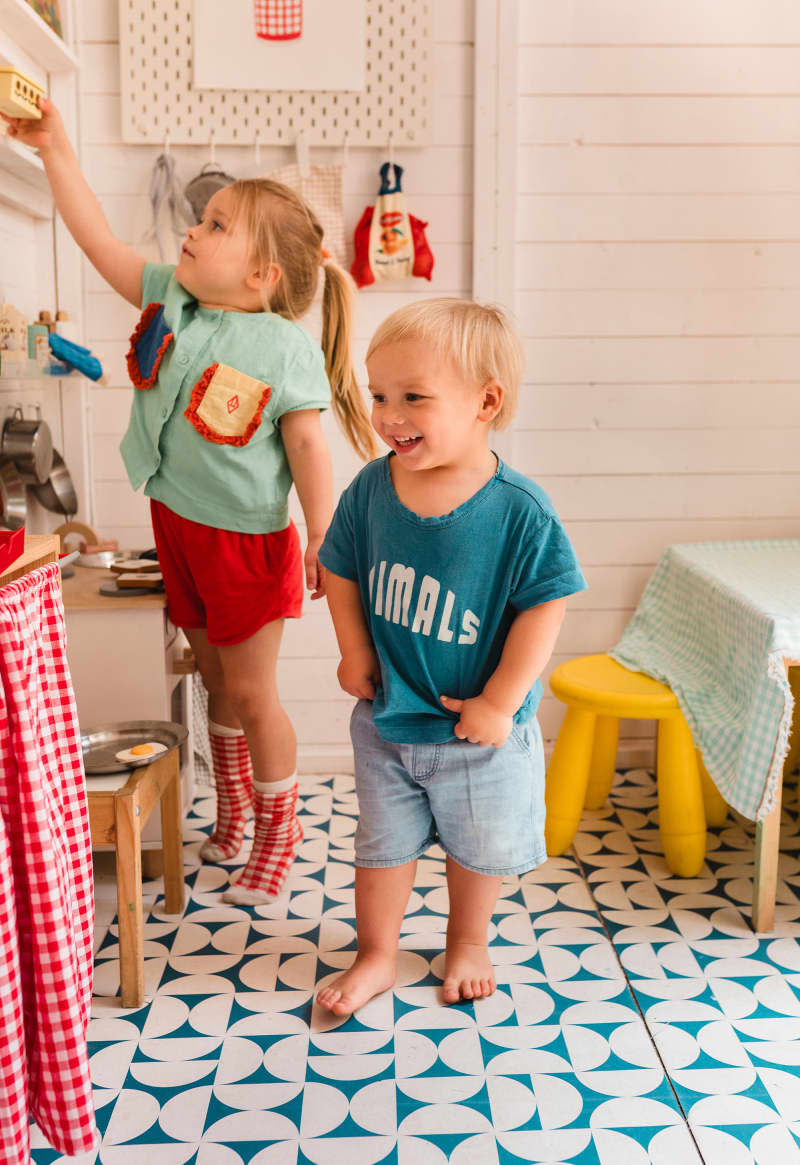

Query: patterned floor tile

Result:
[28,766,800,1161]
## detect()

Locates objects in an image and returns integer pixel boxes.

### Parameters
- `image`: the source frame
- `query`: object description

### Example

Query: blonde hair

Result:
[229,178,376,460]
[366,298,524,429]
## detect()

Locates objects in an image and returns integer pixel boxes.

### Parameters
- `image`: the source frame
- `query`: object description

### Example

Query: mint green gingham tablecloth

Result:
[610,540,800,821]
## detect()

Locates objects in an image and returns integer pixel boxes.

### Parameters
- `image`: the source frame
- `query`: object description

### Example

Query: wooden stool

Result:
[545,653,709,877]
[86,749,184,1007]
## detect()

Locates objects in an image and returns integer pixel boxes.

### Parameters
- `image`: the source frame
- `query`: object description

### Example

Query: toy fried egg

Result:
[114,741,168,764]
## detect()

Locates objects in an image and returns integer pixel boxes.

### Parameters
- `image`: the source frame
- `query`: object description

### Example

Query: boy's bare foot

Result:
[316,951,396,1016]
[442,940,496,1004]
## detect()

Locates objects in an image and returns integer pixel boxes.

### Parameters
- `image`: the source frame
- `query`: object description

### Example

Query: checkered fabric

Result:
[254,0,302,40]
[0,564,97,1163]
[223,780,302,902]
[199,727,253,861]
[611,539,800,821]
[266,161,346,266]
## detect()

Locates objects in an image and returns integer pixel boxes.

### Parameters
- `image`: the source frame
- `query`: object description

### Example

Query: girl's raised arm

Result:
[2,98,145,307]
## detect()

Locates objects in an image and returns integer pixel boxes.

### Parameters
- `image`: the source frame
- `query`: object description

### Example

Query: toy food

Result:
[351,162,434,288]
[0,69,44,120]
[114,741,168,764]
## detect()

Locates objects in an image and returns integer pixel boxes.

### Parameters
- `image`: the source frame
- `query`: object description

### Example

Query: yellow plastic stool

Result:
[545,653,707,877]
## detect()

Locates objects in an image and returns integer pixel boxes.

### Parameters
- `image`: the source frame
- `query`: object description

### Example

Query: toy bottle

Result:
[55,310,78,342]
[27,316,49,366]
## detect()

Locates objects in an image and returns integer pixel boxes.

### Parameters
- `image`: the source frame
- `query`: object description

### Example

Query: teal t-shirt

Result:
[120,262,331,533]
[320,455,587,744]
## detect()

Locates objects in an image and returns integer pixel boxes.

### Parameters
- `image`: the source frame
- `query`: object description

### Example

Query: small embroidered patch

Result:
[227,394,240,414]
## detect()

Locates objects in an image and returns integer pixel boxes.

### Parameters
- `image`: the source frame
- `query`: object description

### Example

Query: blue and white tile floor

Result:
[30,767,800,1164]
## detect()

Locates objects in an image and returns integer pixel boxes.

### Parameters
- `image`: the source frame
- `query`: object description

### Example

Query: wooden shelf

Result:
[0,131,47,182]
[0,0,77,72]
[0,134,52,217]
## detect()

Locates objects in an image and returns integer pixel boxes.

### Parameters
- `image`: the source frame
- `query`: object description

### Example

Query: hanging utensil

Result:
[0,458,27,530]
[32,448,78,517]
[2,405,53,485]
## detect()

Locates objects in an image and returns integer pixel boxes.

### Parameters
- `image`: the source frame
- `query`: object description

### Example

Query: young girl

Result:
[4,99,375,906]
[316,299,586,1013]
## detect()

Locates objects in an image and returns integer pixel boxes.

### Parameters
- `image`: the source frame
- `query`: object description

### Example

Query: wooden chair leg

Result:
[584,715,619,810]
[114,790,144,1008]
[545,706,596,855]
[160,752,185,915]
[696,749,728,828]
[657,716,706,877]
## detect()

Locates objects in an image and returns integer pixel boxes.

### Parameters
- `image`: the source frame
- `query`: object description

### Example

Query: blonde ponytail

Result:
[321,260,377,461]
[229,177,376,462]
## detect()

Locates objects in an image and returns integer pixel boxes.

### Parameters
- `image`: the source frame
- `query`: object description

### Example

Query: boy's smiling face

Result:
[367,338,501,474]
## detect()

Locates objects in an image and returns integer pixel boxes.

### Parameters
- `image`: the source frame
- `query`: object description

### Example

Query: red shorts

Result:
[150,500,304,646]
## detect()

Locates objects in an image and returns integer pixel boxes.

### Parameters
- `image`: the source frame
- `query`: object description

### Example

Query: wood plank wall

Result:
[513,0,800,747]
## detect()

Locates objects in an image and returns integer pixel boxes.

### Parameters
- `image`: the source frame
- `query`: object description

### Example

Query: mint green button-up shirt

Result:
[120,263,331,533]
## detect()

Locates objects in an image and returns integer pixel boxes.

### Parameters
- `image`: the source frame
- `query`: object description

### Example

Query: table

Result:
[87,749,184,1007]
[611,539,800,932]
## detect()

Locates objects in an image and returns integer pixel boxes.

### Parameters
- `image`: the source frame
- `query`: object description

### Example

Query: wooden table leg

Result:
[160,750,185,915]
[114,789,144,1008]
[751,658,799,932]
[753,780,783,934]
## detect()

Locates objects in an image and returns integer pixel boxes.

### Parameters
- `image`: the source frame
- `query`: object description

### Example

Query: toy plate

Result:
[81,719,187,774]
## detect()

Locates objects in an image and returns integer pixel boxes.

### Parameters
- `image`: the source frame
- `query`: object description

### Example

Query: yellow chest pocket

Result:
[184,363,272,446]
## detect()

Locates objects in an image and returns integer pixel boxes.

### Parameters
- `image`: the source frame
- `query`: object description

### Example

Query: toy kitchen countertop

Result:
[61,563,196,847]
[61,561,168,611]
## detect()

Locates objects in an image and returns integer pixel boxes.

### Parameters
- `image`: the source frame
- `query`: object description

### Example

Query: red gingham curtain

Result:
[0,563,97,1163]
[253,0,303,40]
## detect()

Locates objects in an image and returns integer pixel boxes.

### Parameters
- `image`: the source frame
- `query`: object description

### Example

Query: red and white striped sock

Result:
[222,774,303,904]
[200,721,253,862]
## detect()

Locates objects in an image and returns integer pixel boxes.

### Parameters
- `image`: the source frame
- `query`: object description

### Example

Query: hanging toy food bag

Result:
[254,0,302,41]
[351,162,434,288]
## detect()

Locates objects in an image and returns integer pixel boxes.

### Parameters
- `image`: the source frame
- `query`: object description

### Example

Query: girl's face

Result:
[367,339,497,473]
[175,187,262,310]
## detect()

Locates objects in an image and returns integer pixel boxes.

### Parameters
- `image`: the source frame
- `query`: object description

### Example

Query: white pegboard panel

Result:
[119,0,431,147]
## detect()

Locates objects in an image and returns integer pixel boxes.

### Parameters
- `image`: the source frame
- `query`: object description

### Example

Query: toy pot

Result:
[0,459,27,530]
[32,449,78,517]
[2,405,53,484]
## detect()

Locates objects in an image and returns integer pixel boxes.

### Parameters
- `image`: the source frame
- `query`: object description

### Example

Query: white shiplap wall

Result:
[514,0,800,746]
[76,0,473,757]
[0,203,54,322]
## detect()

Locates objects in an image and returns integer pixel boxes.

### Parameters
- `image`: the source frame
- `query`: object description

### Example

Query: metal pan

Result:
[0,458,26,530]
[2,406,53,485]
[81,719,187,775]
[32,448,78,516]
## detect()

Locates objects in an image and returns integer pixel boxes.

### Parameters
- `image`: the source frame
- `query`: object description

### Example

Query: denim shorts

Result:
[350,699,547,877]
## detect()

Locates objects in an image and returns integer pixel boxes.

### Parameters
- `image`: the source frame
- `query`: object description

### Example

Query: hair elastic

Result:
[320,246,332,266]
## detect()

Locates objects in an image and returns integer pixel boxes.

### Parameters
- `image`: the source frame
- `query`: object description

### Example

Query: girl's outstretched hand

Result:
[0,96,65,152]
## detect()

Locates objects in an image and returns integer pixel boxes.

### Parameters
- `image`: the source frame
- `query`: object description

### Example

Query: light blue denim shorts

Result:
[350,699,547,877]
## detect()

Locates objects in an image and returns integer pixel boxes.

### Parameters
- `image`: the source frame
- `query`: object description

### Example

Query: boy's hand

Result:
[440,693,514,748]
[304,538,325,600]
[338,647,380,700]
[0,96,65,153]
